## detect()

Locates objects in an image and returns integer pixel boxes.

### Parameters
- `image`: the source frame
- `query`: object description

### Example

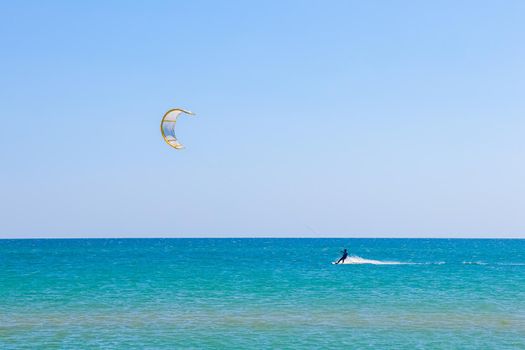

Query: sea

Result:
[1,238,524,349]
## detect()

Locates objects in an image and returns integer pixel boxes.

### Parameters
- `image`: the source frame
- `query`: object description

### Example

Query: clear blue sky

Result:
[1,1,524,238]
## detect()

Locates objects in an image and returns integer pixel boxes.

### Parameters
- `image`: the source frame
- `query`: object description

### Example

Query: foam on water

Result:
[332,256,448,265]
[334,258,525,266]
[332,255,409,265]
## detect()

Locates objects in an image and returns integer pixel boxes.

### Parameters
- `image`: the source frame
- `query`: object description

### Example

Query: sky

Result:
[1,1,524,238]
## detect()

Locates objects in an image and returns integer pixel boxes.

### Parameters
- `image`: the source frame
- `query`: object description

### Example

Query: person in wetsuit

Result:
[336,248,348,264]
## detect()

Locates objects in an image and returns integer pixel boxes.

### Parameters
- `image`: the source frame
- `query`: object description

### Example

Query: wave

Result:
[496,262,525,266]
[455,261,524,266]
[462,261,487,265]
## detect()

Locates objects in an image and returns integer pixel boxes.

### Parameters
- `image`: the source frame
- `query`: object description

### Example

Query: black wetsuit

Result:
[336,250,348,264]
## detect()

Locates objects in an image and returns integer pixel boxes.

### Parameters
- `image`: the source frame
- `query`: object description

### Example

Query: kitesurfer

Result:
[336,248,348,264]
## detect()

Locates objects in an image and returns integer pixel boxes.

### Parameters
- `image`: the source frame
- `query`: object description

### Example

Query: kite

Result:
[160,108,195,149]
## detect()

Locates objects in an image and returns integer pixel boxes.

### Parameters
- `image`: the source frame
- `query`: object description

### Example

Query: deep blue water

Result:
[1,238,524,349]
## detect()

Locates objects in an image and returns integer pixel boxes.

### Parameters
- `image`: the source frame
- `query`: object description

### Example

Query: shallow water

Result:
[1,238,524,349]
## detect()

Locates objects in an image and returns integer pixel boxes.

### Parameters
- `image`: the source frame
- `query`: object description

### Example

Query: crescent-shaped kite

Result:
[160,108,195,149]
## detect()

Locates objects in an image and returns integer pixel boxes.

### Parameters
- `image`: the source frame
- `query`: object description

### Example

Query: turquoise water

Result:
[1,239,524,349]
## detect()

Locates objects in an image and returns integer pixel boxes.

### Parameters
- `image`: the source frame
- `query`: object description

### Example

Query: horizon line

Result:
[1,236,524,240]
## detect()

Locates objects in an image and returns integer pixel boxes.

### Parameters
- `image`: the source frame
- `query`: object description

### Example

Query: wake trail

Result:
[332,255,414,265]
[332,257,525,266]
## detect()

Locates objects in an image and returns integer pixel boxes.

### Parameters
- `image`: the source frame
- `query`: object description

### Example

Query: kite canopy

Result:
[160,108,195,149]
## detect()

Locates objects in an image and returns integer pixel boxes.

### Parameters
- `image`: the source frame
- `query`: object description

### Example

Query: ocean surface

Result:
[1,238,524,349]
